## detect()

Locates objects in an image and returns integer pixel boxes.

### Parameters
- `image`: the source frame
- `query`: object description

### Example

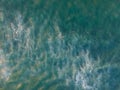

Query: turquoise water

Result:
[0,0,120,90]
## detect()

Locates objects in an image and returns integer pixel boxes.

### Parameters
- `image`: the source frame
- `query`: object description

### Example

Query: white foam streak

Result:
[0,49,11,81]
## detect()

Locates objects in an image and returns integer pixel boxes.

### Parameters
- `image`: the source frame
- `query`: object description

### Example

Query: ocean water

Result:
[0,0,120,90]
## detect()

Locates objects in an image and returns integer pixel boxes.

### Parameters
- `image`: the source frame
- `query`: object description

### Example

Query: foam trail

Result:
[0,49,11,81]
